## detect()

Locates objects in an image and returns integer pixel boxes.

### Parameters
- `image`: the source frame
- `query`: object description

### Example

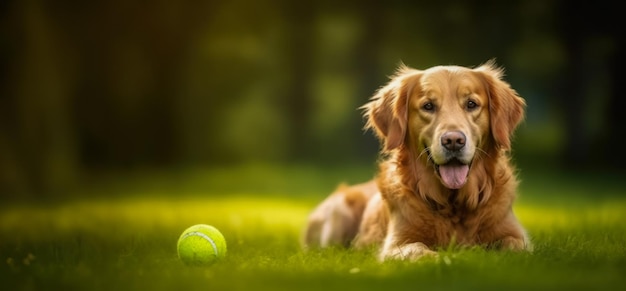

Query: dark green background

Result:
[1,0,624,198]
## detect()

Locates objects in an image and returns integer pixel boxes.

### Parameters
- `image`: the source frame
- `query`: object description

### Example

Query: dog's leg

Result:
[379,221,438,261]
[486,213,533,252]
[303,193,355,248]
[319,198,357,247]
[303,182,377,249]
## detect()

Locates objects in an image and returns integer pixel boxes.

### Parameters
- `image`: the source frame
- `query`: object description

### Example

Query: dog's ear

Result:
[475,61,526,151]
[361,65,421,151]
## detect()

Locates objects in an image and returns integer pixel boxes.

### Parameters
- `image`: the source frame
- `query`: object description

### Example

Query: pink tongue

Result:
[439,164,469,189]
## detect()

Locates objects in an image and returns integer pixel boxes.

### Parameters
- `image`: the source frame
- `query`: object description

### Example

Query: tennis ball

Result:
[177,224,227,265]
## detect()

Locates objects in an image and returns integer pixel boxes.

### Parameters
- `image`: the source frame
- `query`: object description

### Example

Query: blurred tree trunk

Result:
[557,0,623,169]
[353,0,385,159]
[282,1,315,161]
[559,5,589,167]
[71,1,207,168]
[599,13,625,170]
[0,0,78,198]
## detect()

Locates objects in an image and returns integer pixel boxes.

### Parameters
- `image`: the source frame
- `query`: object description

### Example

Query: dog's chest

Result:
[429,196,483,244]
[435,203,475,225]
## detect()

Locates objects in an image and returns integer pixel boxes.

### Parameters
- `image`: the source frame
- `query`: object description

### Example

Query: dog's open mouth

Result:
[435,159,470,190]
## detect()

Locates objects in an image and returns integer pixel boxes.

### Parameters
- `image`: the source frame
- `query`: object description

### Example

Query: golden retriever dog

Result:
[303,60,532,261]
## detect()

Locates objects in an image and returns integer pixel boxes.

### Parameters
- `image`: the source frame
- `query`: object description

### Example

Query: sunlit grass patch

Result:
[516,200,626,230]
[1,196,313,245]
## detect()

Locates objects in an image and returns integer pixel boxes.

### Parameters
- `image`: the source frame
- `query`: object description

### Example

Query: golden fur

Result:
[303,61,531,261]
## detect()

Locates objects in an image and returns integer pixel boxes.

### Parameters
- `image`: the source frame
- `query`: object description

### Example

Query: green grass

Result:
[2,165,625,290]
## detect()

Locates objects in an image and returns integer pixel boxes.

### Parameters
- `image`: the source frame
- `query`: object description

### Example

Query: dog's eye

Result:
[466,100,478,110]
[422,102,435,112]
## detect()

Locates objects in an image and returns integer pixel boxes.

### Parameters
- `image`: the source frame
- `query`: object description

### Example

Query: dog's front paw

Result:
[380,242,438,261]
[494,236,533,252]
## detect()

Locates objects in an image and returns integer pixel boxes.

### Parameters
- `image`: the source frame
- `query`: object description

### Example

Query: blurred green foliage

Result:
[0,0,623,198]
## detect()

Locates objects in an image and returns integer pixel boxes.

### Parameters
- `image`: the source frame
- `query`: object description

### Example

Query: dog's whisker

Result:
[417,147,435,164]
[417,148,429,160]
[475,147,491,159]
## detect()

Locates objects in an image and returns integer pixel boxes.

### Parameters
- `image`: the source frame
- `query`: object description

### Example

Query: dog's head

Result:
[363,61,525,189]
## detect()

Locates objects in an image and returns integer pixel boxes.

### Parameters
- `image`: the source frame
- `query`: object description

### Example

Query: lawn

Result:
[1,165,625,290]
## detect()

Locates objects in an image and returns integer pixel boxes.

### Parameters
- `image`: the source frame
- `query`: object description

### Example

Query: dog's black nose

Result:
[441,131,466,151]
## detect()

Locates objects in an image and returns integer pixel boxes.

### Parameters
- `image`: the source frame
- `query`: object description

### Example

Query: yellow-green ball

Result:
[177,224,227,265]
